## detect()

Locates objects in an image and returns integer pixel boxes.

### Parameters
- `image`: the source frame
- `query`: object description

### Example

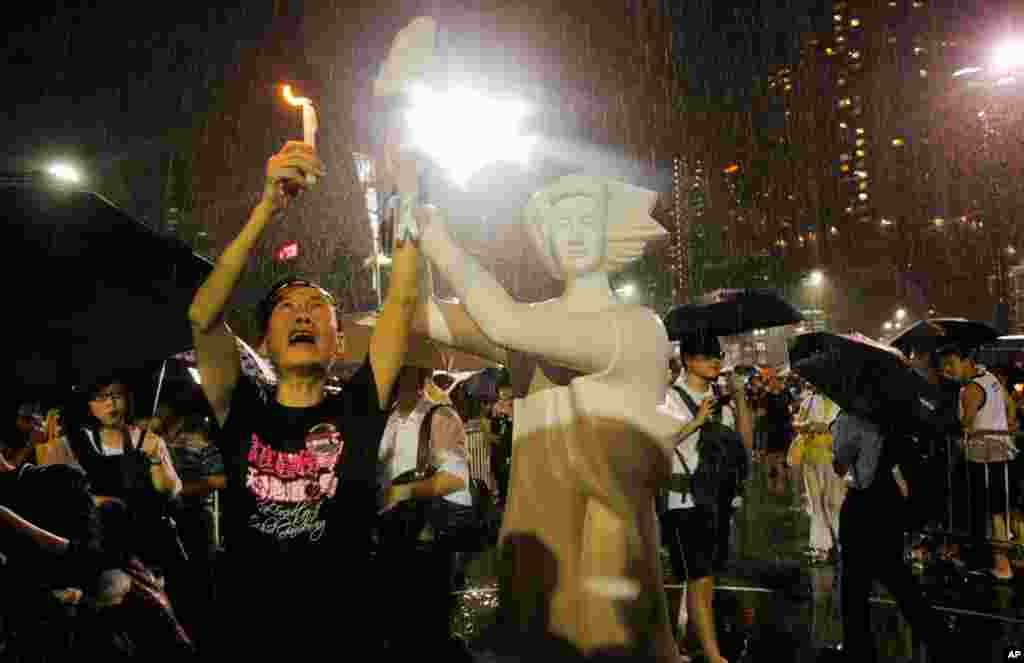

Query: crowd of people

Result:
[3,139,1018,663]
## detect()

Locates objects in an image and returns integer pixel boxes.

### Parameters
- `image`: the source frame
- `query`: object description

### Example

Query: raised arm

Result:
[368,239,421,407]
[188,142,323,425]
[410,258,508,365]
[420,217,616,374]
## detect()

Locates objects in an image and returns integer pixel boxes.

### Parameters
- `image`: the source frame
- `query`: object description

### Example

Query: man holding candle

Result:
[188,140,424,658]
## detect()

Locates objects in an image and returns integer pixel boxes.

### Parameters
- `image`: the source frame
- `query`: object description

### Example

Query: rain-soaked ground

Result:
[452,461,1024,661]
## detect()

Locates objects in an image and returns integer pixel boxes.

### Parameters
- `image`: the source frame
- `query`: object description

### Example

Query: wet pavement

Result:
[453,459,1024,661]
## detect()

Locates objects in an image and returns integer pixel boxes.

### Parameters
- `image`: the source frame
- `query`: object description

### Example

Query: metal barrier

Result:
[464,421,496,495]
[212,489,221,549]
[928,430,1021,551]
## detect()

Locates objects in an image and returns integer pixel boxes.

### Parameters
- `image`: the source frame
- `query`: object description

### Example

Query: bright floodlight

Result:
[808,270,824,286]
[405,84,537,188]
[896,308,906,320]
[616,283,636,298]
[47,163,81,184]
[992,42,1024,72]
[884,321,893,330]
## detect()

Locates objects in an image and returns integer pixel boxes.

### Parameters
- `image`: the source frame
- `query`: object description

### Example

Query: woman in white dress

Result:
[792,386,843,563]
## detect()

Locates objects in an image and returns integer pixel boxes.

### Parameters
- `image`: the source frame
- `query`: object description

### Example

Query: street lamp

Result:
[353,151,387,309]
[804,270,826,331]
[46,163,82,185]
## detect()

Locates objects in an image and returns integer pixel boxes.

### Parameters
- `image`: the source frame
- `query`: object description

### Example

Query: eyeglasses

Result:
[90,391,126,403]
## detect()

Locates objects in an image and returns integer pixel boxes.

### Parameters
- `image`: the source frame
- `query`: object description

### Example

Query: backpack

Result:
[659,386,749,512]
[384,405,497,552]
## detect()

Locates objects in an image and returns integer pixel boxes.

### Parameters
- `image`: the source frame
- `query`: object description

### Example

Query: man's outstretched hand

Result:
[261,141,326,212]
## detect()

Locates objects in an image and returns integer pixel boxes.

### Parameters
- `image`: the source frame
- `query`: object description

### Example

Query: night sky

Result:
[3,1,826,184]
[10,0,936,339]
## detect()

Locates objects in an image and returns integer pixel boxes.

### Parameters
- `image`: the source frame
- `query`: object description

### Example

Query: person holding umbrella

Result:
[831,411,954,663]
[187,139,422,657]
[659,331,752,663]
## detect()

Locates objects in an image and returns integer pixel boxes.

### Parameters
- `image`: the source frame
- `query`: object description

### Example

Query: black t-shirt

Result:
[757,391,794,451]
[216,357,388,581]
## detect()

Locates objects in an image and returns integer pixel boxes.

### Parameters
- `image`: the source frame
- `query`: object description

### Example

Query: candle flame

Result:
[282,84,311,107]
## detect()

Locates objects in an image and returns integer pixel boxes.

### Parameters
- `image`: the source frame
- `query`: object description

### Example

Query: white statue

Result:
[414,174,684,660]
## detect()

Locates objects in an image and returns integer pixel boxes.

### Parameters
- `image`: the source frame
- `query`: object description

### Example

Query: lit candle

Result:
[282,84,318,185]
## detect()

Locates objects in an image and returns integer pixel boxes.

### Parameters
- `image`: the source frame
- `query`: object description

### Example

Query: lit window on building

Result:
[784,84,792,91]
[856,127,865,135]
[839,122,848,129]
[858,193,868,201]
[838,78,847,86]
[845,206,854,214]
[830,226,839,235]
[914,47,925,55]
[912,1,923,7]
[855,170,868,178]
[855,138,865,146]
[855,149,866,157]
[850,50,861,59]
[892,138,905,146]
[888,35,897,43]
[840,153,851,161]
[880,218,893,226]
[850,18,861,27]
[933,218,944,227]
[919,69,928,77]
[839,97,852,107]
[834,14,842,21]
[840,164,850,172]
[858,181,868,191]
[837,36,847,43]
[826,47,835,55]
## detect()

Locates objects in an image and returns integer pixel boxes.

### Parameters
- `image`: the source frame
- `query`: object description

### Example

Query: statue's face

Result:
[545,195,606,278]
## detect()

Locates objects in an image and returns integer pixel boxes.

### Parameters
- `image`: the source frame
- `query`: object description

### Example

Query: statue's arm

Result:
[410,256,508,366]
[421,222,615,373]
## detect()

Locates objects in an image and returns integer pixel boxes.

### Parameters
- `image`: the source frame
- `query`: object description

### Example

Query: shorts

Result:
[967,461,1012,516]
[659,505,718,582]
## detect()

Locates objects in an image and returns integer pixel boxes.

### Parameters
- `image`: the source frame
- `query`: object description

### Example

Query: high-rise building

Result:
[744,0,1005,327]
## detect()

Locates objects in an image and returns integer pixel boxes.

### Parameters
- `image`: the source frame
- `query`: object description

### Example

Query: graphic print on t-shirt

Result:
[245,423,344,542]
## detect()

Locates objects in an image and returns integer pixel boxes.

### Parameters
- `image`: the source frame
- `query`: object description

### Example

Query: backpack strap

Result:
[416,404,448,476]
[672,385,700,420]
[670,386,699,478]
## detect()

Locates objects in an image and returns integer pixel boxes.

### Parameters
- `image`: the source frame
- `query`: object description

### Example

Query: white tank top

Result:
[960,371,1015,462]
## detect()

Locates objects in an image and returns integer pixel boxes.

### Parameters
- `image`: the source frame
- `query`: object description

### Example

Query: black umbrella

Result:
[975,335,1024,371]
[5,178,213,390]
[664,289,803,341]
[790,332,959,437]
[888,318,1000,356]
